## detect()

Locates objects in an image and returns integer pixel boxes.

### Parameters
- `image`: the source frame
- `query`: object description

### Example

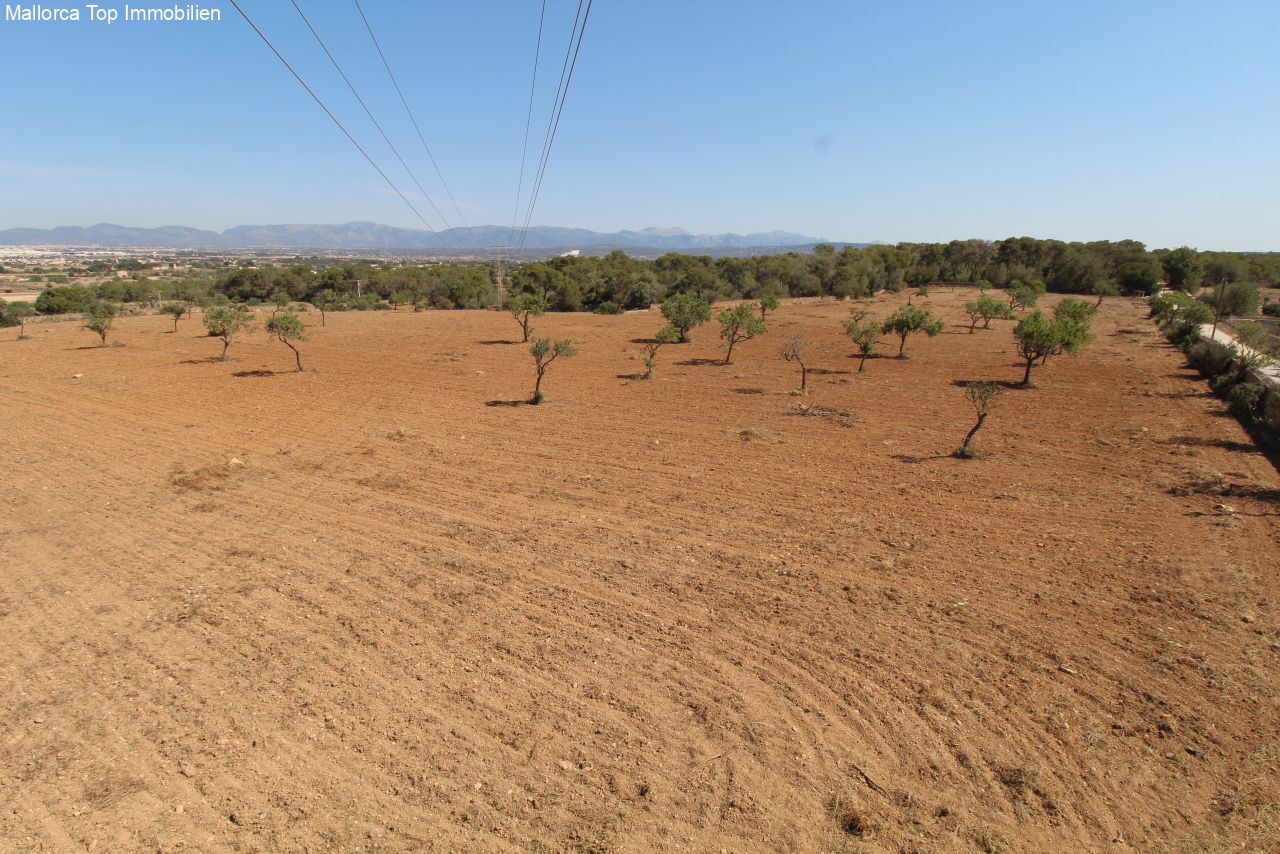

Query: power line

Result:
[517,0,584,254]
[352,0,472,232]
[516,0,593,255]
[288,0,457,237]
[225,0,452,248]
[509,0,547,250]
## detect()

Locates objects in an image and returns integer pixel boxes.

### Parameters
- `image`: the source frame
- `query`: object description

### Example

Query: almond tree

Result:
[845,310,881,372]
[530,337,577,404]
[83,303,117,347]
[758,293,779,319]
[718,303,766,364]
[161,302,188,332]
[204,305,255,361]
[509,292,548,343]
[779,335,812,392]
[641,325,681,379]
[882,305,943,358]
[266,311,308,372]
[957,381,1003,458]
[963,295,1011,332]
[660,291,711,343]
[311,289,340,326]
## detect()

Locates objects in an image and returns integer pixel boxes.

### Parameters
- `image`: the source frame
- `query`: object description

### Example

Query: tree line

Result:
[19,239,1278,321]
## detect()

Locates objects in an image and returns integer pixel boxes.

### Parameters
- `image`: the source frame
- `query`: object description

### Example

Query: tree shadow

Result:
[484,399,529,407]
[616,372,648,381]
[676,358,726,366]
[629,337,661,345]
[951,378,1022,389]
[231,369,282,378]
[67,345,111,351]
[1140,388,1213,400]
[809,368,852,376]
[179,356,222,365]
[1163,435,1260,453]
[732,387,767,395]
[890,453,951,464]
[477,339,518,345]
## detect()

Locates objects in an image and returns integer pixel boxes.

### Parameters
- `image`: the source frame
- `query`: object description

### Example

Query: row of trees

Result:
[26,240,1275,320]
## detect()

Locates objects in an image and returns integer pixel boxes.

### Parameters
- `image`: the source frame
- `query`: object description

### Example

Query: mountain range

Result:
[0,222,832,252]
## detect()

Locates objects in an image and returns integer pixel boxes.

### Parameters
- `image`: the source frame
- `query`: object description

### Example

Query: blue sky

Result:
[1,0,1277,249]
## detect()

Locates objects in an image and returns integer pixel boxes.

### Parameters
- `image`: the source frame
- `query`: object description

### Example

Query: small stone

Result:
[71,373,83,379]
[228,458,244,467]
[558,761,572,771]
[180,764,196,778]
[1241,614,1256,624]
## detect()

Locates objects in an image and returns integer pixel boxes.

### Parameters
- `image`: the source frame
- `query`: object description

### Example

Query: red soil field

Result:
[2,289,1277,852]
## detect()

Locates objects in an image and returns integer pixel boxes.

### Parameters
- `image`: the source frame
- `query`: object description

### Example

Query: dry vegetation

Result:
[1,288,1278,852]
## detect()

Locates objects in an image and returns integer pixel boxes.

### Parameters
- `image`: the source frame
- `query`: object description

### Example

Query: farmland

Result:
[2,289,1278,852]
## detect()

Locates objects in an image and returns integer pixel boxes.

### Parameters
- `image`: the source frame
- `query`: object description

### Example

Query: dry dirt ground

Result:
[2,289,1278,853]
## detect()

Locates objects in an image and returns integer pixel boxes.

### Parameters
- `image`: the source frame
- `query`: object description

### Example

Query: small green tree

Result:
[882,305,943,357]
[1150,291,1194,325]
[83,302,117,347]
[509,292,548,343]
[779,335,812,392]
[1091,279,1120,307]
[389,290,411,310]
[270,290,290,316]
[1015,311,1052,384]
[640,325,681,379]
[3,302,36,339]
[845,311,880,372]
[956,382,1003,458]
[1008,279,1046,312]
[204,305,255,361]
[161,302,188,332]
[529,337,577,404]
[718,303,766,364]
[266,311,308,372]
[1054,296,1098,324]
[660,291,711,343]
[758,293,779,319]
[1014,310,1092,385]
[311,289,341,326]
[964,295,1012,332]
[1229,322,1275,382]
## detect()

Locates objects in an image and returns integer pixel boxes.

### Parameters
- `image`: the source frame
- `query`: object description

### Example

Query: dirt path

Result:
[2,291,1278,852]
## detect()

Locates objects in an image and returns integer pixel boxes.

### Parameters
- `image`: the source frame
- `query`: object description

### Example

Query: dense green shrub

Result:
[1187,340,1235,378]
[35,286,99,315]
[593,301,623,315]
[1167,320,1203,350]
[1226,383,1266,422]
[1262,301,1280,317]
[660,291,711,343]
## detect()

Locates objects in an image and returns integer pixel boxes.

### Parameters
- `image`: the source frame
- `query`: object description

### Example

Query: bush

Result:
[1167,320,1203,350]
[1210,371,1241,396]
[1226,383,1266,422]
[660,291,711,342]
[1187,340,1235,378]
[1224,282,1262,317]
[35,286,98,315]
[593,300,623,315]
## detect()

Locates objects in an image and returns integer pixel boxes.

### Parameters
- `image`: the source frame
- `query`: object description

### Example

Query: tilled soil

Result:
[2,289,1277,852]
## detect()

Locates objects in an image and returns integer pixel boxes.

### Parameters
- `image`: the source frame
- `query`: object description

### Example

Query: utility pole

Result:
[1210,278,1226,341]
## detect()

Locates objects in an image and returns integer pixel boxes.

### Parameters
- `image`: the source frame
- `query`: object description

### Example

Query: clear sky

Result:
[1,0,1277,249]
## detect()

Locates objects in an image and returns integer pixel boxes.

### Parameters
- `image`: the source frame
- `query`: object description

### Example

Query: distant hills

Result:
[0,222,837,253]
